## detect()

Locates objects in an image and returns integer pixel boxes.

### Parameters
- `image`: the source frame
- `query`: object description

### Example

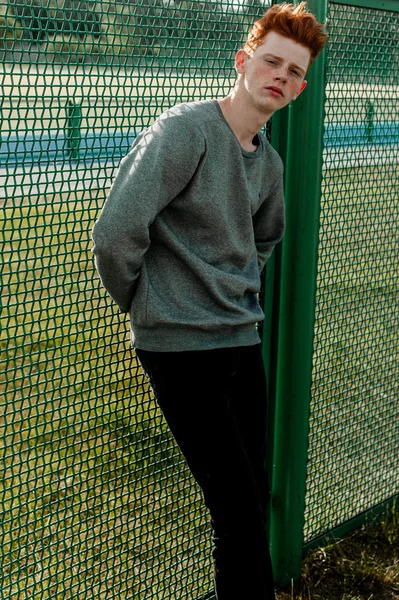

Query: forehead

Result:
[254,30,311,72]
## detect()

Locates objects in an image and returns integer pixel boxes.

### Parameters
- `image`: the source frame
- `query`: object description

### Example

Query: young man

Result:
[92,3,327,598]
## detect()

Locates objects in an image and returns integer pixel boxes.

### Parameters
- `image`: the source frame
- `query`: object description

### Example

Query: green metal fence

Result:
[268,0,399,585]
[305,0,399,544]
[0,2,270,598]
[1,0,399,596]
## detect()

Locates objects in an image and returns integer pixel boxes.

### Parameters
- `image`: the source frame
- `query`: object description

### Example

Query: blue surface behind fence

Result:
[1,122,399,168]
[0,130,136,167]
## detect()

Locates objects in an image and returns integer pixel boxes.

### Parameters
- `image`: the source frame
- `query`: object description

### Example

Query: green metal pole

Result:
[366,99,374,144]
[66,100,82,160]
[262,106,289,380]
[263,105,289,532]
[268,0,328,587]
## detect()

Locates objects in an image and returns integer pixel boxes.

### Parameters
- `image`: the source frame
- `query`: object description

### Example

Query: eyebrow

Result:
[264,54,306,75]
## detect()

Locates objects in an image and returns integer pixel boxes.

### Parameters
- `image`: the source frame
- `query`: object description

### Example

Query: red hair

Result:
[244,2,327,67]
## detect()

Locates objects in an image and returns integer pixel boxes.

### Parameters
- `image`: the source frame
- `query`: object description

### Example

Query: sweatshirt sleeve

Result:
[92,113,205,312]
[253,167,285,273]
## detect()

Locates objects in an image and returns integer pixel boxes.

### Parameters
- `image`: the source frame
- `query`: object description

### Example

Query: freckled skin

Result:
[219,31,312,152]
[237,31,311,115]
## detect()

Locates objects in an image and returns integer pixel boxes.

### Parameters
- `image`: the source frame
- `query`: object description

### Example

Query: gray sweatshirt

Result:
[92,99,285,351]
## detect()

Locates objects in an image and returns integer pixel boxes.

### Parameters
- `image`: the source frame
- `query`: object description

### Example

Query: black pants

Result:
[136,343,275,600]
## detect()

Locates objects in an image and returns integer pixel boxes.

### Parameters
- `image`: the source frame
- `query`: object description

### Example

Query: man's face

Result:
[236,31,311,114]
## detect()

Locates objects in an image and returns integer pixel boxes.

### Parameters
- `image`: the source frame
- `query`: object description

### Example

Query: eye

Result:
[290,69,300,77]
[266,59,278,65]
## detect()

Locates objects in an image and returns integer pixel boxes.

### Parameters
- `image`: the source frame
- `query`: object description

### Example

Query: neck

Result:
[218,86,274,152]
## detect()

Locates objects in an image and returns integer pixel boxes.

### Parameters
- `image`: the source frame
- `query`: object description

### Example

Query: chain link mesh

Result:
[0,1,271,597]
[305,2,399,543]
[3,0,398,590]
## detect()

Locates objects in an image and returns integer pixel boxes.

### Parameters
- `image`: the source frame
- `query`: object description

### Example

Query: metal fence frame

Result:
[266,0,399,586]
[1,0,399,595]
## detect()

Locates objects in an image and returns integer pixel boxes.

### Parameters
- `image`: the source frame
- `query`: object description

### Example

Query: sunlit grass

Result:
[1,189,213,598]
[304,162,399,542]
[1,161,398,598]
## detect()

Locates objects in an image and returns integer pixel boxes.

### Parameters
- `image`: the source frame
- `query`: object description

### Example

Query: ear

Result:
[294,80,307,100]
[235,49,249,74]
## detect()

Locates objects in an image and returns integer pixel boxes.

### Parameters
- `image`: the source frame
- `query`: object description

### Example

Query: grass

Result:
[1,160,398,598]
[0,190,213,598]
[273,160,399,598]
[304,161,399,542]
[276,505,399,600]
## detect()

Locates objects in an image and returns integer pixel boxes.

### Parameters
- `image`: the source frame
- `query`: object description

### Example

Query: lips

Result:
[266,86,284,97]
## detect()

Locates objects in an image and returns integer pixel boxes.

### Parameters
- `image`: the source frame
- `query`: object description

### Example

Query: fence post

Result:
[262,105,289,535]
[268,0,328,587]
[66,100,82,160]
[366,99,374,143]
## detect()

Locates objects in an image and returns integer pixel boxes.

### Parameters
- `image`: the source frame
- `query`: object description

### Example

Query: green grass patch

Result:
[304,163,399,542]
[1,162,398,598]
[1,190,213,598]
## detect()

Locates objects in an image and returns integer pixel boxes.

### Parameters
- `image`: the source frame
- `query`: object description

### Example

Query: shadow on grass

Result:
[277,507,399,600]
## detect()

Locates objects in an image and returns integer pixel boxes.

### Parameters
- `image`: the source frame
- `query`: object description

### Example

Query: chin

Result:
[254,99,277,114]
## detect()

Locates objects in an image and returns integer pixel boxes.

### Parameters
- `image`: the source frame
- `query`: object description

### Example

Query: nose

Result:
[273,67,288,83]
